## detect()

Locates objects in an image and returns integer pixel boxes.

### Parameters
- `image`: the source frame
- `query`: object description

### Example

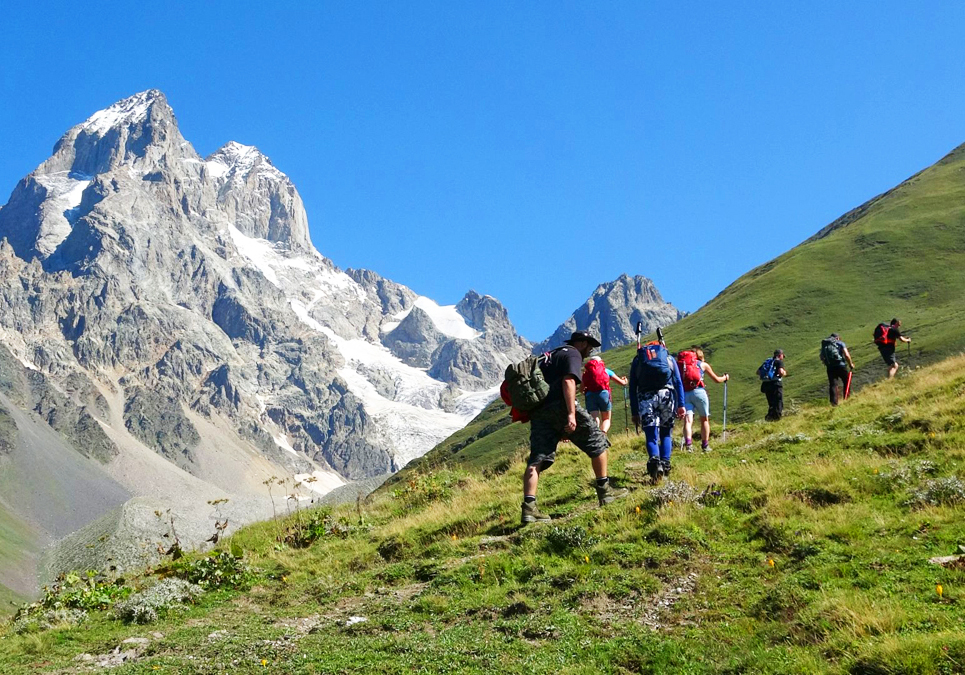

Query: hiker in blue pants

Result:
[629,338,686,483]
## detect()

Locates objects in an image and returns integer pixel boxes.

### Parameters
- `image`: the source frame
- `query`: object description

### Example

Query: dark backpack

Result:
[820,337,846,368]
[873,322,894,346]
[503,352,552,412]
[677,350,704,392]
[757,357,777,381]
[634,342,673,392]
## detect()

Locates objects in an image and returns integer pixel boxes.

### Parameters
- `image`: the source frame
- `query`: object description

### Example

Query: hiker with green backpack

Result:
[503,331,627,525]
[820,333,855,406]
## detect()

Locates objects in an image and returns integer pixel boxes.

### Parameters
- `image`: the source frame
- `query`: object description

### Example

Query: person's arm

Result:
[843,346,855,370]
[669,356,686,417]
[899,335,911,344]
[562,377,578,433]
[609,371,628,387]
[778,366,787,377]
[701,362,729,384]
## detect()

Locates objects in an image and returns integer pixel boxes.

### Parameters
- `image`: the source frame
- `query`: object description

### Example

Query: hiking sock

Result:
[523,496,537,505]
[701,440,709,450]
[595,477,609,489]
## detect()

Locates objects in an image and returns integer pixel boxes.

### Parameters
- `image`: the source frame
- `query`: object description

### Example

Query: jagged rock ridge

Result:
[0,90,531,593]
[534,274,685,353]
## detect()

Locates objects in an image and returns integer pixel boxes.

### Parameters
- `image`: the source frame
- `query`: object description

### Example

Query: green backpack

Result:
[504,352,553,412]
[820,337,846,368]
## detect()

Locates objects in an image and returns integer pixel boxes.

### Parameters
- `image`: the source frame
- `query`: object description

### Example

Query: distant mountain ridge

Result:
[534,273,685,353]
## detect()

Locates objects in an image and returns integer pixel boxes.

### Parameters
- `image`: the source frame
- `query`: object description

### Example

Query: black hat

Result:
[565,331,601,348]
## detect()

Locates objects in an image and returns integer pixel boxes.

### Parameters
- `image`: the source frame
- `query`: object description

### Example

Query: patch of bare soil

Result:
[581,572,699,631]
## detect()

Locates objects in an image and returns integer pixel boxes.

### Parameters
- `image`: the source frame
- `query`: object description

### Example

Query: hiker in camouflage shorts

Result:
[522,331,627,525]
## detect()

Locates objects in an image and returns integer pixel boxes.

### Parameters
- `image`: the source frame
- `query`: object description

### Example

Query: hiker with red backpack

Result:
[679,347,730,452]
[874,318,911,379]
[581,356,628,435]
[629,332,686,483]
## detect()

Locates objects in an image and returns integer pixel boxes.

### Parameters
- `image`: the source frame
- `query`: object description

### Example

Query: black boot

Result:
[647,457,663,484]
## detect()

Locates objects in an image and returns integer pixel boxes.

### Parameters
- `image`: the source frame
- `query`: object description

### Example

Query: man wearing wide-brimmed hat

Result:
[521,330,626,525]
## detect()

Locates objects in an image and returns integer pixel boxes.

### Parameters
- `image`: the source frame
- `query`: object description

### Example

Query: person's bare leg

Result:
[683,412,694,445]
[701,416,711,443]
[590,411,602,428]
[888,362,899,379]
[591,451,608,479]
[523,465,540,497]
[600,411,612,434]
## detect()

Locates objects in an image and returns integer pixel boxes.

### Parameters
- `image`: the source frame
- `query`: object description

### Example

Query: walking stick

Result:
[623,385,629,436]
[721,380,728,441]
[844,370,853,400]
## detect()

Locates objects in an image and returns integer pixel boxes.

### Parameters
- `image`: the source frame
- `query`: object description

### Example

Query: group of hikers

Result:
[503,318,913,525]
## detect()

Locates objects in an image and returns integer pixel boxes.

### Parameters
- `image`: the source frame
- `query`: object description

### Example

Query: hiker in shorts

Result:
[522,331,627,525]
[581,355,628,435]
[759,350,787,421]
[679,347,729,452]
[820,333,855,406]
[875,318,911,379]
[629,337,686,483]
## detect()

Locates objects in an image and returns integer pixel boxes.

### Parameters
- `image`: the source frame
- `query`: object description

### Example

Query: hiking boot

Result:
[596,482,629,507]
[701,444,712,453]
[661,460,672,478]
[520,501,551,525]
[647,457,663,485]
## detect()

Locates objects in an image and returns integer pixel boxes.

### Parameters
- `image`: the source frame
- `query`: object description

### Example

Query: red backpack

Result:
[582,358,610,392]
[873,322,895,346]
[677,350,704,392]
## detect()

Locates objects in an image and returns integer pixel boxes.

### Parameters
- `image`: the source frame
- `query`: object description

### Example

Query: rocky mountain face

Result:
[533,274,685,353]
[0,90,530,593]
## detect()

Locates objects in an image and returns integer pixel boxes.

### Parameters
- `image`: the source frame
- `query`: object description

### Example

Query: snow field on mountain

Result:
[80,90,155,136]
[381,296,481,340]
[287,298,496,467]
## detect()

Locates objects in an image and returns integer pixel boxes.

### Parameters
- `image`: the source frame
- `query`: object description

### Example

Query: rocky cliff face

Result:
[0,90,530,591]
[534,274,685,353]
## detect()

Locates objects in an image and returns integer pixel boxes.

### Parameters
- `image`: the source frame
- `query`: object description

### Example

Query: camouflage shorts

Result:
[527,399,610,471]
[636,387,676,430]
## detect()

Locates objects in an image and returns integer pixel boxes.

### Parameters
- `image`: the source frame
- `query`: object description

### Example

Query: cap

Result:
[565,331,602,348]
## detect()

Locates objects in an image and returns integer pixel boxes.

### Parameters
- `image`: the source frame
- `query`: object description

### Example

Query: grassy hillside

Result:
[407,141,965,476]
[3,355,965,673]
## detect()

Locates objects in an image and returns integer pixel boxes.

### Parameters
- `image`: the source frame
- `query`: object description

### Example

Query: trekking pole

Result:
[721,381,728,441]
[844,370,853,400]
[623,385,629,436]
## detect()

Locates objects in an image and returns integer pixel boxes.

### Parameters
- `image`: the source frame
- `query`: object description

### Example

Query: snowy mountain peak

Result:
[206,141,283,181]
[78,89,168,137]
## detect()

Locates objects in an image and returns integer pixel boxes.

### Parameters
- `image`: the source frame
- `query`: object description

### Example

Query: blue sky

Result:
[1,2,964,341]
